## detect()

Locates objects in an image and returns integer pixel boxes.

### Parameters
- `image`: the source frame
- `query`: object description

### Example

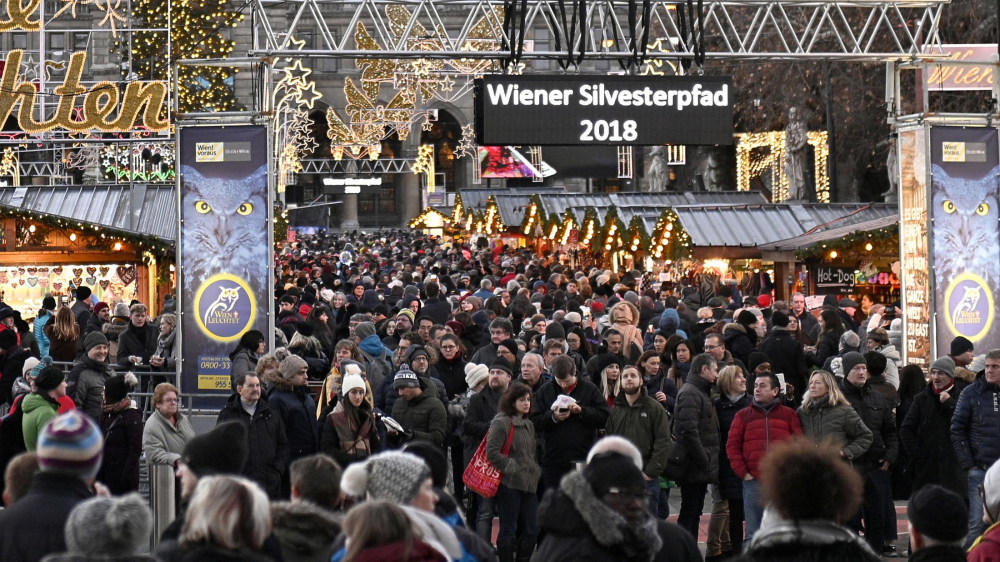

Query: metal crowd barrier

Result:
[49,362,230,546]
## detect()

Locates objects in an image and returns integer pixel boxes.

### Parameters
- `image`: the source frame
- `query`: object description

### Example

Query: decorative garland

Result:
[795,225,898,261]
[579,207,601,248]
[0,207,173,258]
[650,208,692,262]
[598,205,624,254]
[625,215,651,254]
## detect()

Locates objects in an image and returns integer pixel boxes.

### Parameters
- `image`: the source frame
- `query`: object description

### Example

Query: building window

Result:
[48,33,65,51]
[12,33,27,50]
[73,33,89,51]
[534,29,549,70]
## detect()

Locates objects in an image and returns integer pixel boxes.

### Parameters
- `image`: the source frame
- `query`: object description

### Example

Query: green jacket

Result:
[605,388,673,479]
[486,413,541,493]
[797,397,873,461]
[22,393,60,451]
[391,380,448,447]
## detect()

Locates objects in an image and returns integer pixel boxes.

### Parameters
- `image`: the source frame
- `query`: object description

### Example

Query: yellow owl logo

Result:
[204,286,242,326]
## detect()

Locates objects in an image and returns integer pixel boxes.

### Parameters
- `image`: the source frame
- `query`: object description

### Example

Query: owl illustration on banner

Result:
[180,164,268,296]
[931,164,1000,294]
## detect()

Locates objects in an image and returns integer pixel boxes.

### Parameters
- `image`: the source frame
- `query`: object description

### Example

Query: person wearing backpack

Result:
[354,321,391,389]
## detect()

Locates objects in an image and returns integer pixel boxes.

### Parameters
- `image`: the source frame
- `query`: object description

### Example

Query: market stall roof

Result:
[612,191,767,207]
[460,187,566,209]
[0,184,176,243]
[491,194,537,227]
[675,203,897,248]
[759,214,899,251]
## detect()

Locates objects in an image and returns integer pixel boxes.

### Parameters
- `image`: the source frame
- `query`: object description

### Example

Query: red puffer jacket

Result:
[726,400,803,480]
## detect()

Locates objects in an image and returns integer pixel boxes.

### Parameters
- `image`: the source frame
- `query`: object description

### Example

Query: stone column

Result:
[340,162,360,229]
[402,146,422,225]
[341,194,360,229]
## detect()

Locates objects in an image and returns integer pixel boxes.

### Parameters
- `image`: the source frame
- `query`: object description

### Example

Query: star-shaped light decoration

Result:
[456,124,476,158]
[283,35,307,62]
[438,75,456,92]
[294,82,322,109]
[282,60,312,89]
[422,118,434,132]
[411,58,433,77]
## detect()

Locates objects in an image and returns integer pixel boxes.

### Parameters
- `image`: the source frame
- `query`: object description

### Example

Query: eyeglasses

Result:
[704,344,722,351]
[160,398,179,404]
[603,488,652,503]
[441,345,458,351]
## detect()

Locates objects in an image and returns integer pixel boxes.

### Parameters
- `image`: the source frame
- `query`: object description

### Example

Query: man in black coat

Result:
[0,411,100,562]
[900,356,969,498]
[217,373,290,499]
[116,303,158,369]
[839,352,898,555]
[532,355,610,491]
[462,356,513,542]
[420,281,452,326]
[757,311,809,404]
[670,353,721,540]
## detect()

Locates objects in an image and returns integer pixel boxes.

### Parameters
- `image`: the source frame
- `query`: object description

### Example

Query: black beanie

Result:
[907,485,968,543]
[34,366,65,393]
[748,351,770,373]
[584,452,646,496]
[499,338,519,358]
[182,422,249,477]
[103,372,138,403]
[771,310,789,328]
[76,286,92,301]
[951,336,974,357]
[545,322,566,341]
[490,356,514,377]
[737,309,758,327]
[593,353,623,376]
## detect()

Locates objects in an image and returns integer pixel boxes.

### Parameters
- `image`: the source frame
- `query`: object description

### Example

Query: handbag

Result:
[462,420,514,498]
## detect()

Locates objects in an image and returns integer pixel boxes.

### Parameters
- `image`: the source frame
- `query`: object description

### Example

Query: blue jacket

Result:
[33,312,51,358]
[951,377,1000,471]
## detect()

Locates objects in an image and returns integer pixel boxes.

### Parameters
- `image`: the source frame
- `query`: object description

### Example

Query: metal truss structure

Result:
[250,0,946,62]
[299,158,415,174]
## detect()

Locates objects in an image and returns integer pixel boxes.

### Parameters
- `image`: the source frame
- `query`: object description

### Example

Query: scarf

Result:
[156,329,176,358]
[102,398,131,413]
[329,402,374,460]
[933,381,954,395]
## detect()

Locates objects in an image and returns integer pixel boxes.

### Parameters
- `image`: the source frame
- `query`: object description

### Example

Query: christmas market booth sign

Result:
[0,50,168,133]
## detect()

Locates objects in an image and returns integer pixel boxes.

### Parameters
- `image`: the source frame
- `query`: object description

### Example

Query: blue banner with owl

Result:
[178,125,270,396]
[930,126,1000,358]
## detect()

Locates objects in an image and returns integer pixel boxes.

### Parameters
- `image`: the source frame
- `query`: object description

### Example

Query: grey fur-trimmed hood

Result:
[269,501,342,562]
[538,470,662,561]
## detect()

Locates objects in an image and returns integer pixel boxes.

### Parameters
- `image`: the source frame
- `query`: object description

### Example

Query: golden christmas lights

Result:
[0,50,169,133]
[736,130,830,203]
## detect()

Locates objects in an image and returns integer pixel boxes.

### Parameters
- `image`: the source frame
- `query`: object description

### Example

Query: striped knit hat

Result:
[37,411,104,480]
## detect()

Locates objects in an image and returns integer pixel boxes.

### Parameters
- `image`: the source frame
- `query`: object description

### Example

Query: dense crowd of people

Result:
[0,229,998,562]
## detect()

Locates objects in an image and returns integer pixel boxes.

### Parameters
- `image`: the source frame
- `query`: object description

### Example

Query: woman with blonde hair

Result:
[593,353,623,407]
[44,306,79,361]
[797,370,874,461]
[342,501,447,562]
[711,365,751,556]
[156,475,273,562]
